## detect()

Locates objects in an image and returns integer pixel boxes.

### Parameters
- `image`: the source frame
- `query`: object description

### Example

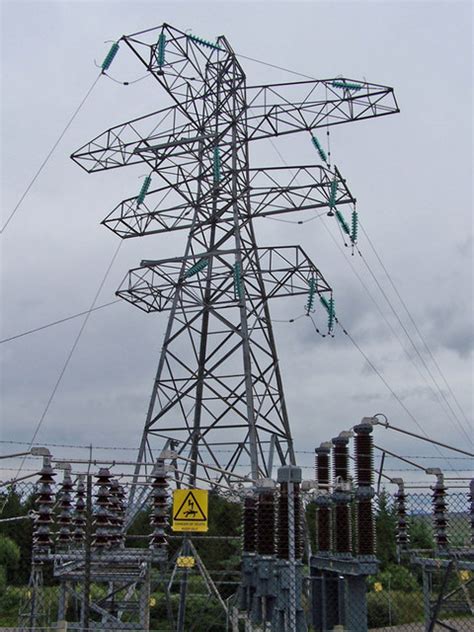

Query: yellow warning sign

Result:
[172,488,208,532]
[177,556,196,568]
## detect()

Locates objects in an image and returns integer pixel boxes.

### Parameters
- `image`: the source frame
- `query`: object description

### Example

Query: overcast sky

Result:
[0,0,472,487]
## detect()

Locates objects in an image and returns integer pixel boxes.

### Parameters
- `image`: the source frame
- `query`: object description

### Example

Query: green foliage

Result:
[369,563,419,593]
[0,535,20,596]
[0,566,6,596]
[375,490,397,569]
[0,490,34,584]
[0,585,24,625]
[410,515,434,550]
[367,590,424,627]
[0,535,20,569]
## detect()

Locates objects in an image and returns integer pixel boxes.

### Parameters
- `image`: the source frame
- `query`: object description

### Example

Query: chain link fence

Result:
[1,476,473,631]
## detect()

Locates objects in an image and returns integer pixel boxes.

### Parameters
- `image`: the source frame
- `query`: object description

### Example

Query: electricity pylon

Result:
[72,24,398,497]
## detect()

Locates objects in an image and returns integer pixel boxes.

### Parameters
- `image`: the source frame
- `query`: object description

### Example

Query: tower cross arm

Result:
[245,78,399,140]
[248,164,355,219]
[70,104,200,173]
[115,246,331,313]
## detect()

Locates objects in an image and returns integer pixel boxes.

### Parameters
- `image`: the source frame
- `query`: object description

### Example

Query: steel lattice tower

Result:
[72,24,398,495]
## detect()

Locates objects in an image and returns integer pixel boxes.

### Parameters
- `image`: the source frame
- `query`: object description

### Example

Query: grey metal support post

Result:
[276,465,305,632]
[177,537,190,632]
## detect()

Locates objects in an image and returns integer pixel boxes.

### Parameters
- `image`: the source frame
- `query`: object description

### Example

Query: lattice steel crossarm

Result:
[102,164,355,238]
[117,246,332,313]
[246,79,399,140]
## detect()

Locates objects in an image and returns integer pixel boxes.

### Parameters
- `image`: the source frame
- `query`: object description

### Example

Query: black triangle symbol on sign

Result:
[173,491,207,522]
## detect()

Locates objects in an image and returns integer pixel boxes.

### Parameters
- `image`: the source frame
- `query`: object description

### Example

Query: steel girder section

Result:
[245,78,399,140]
[102,164,355,238]
[116,245,331,313]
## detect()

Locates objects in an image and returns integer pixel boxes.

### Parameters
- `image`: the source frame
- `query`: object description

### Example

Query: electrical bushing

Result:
[354,422,376,557]
[57,470,74,546]
[315,444,332,554]
[93,467,112,549]
[332,435,352,556]
[394,479,409,550]
[73,476,86,544]
[251,482,277,625]
[33,458,56,551]
[150,460,169,554]
[432,473,449,550]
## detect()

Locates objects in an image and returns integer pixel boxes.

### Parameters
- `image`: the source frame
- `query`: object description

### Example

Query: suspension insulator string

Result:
[305,277,316,315]
[137,175,152,207]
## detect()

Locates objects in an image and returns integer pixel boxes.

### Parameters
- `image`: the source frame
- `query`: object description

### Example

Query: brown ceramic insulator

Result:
[333,439,349,481]
[36,484,55,505]
[294,483,303,559]
[395,491,409,547]
[243,496,257,553]
[354,433,373,487]
[432,484,449,548]
[277,483,289,559]
[257,490,276,556]
[357,500,375,555]
[150,471,169,550]
[33,462,57,551]
[334,504,351,554]
[317,506,332,552]
[316,451,330,487]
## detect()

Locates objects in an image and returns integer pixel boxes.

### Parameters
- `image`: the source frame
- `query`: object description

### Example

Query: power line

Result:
[354,242,472,445]
[0,73,102,234]
[14,241,123,480]
[265,138,470,449]
[359,220,472,435]
[0,300,121,344]
[332,316,456,468]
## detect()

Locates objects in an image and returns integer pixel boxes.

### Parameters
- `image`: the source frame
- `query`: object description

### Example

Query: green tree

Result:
[0,488,34,584]
[375,490,397,569]
[0,536,20,595]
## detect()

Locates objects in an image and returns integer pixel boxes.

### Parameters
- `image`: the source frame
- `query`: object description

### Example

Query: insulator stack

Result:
[469,479,474,546]
[213,146,221,184]
[101,42,119,72]
[115,483,126,546]
[33,458,56,550]
[432,474,449,550]
[333,436,349,482]
[354,423,373,487]
[256,488,276,556]
[332,435,352,555]
[93,468,112,549]
[354,422,376,556]
[293,482,303,560]
[315,445,332,553]
[73,476,86,544]
[155,33,166,72]
[277,482,289,559]
[149,460,169,550]
[57,470,74,546]
[242,495,257,553]
[108,479,124,547]
[137,175,151,207]
[394,480,409,550]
